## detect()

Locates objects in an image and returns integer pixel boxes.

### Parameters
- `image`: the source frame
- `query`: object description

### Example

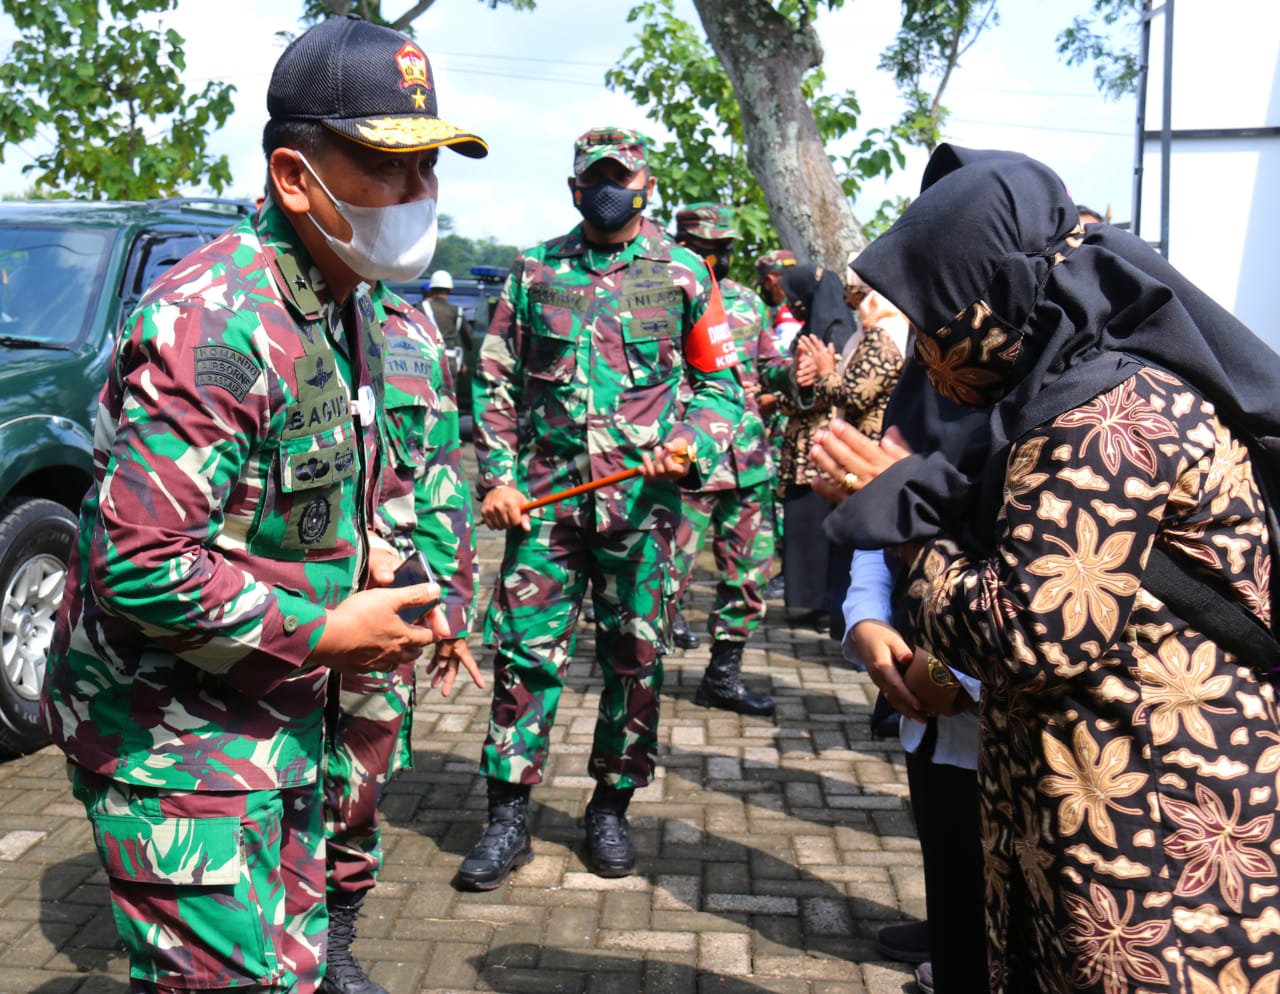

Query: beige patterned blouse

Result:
[764,323,905,492]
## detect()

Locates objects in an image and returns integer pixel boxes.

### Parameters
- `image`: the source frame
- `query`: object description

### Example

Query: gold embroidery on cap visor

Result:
[345,116,489,155]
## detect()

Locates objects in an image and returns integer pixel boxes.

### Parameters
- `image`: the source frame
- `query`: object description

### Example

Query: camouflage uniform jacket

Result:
[695,278,786,492]
[41,202,388,793]
[473,219,743,531]
[374,284,476,635]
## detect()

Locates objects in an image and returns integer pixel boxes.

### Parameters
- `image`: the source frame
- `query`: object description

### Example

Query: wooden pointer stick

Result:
[519,445,696,513]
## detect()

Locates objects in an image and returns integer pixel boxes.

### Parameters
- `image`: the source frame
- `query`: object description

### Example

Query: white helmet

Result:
[429,269,454,290]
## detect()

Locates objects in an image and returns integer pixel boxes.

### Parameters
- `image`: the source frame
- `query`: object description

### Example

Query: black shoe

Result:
[670,609,699,650]
[762,574,785,599]
[583,805,636,877]
[876,919,930,964]
[454,783,533,891]
[694,641,775,717]
[785,608,829,633]
[320,897,389,994]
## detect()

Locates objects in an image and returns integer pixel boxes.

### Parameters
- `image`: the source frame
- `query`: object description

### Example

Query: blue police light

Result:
[470,265,507,283]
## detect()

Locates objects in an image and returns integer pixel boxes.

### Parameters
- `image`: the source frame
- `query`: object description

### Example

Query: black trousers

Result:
[905,736,988,993]
[781,485,831,614]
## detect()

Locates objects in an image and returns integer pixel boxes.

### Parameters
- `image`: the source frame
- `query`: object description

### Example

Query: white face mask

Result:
[296,151,438,283]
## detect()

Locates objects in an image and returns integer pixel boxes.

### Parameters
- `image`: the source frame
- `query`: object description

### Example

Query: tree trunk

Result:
[691,0,865,268]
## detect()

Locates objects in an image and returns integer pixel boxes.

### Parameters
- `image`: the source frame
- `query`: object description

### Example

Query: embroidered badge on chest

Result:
[297,496,332,546]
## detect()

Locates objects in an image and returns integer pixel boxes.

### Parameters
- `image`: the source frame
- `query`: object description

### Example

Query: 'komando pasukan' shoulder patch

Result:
[195,345,261,402]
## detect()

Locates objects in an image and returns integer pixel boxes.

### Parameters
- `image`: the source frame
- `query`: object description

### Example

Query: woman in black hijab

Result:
[758,263,859,627]
[816,146,1280,994]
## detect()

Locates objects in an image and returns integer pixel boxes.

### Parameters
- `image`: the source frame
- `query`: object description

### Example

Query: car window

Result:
[0,226,113,348]
[126,229,215,299]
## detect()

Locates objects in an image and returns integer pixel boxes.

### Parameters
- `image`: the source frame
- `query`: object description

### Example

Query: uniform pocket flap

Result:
[93,814,242,887]
[279,422,359,493]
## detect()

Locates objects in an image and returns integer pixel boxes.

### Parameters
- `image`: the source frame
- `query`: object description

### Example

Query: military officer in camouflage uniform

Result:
[322,281,482,994]
[460,127,744,889]
[40,17,484,994]
[669,203,785,716]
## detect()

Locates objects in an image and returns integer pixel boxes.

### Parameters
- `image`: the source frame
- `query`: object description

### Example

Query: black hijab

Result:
[828,145,1280,566]
[778,262,854,354]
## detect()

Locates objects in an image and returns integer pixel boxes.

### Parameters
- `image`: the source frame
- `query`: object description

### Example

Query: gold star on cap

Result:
[411,89,427,110]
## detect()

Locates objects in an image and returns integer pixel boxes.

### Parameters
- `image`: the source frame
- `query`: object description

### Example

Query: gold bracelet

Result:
[926,654,958,689]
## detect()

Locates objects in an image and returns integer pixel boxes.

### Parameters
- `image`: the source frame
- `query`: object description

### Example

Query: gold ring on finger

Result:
[840,471,860,492]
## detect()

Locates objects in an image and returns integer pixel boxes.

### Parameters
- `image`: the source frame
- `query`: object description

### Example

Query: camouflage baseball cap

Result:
[268,15,488,158]
[755,249,798,277]
[674,202,740,241]
[573,126,651,176]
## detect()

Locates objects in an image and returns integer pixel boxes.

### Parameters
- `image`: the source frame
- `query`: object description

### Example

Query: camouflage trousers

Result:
[68,762,326,993]
[671,479,775,641]
[323,662,414,901]
[481,515,675,789]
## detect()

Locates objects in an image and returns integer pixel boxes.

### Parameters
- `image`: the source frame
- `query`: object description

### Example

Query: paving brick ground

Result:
[0,460,925,994]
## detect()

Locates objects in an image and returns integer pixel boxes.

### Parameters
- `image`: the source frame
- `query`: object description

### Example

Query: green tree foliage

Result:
[878,0,999,151]
[0,0,236,199]
[430,215,521,274]
[1055,0,1142,100]
[300,0,534,32]
[607,0,908,282]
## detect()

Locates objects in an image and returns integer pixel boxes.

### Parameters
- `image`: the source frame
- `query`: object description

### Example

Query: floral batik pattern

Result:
[904,366,1280,993]
[762,322,904,490]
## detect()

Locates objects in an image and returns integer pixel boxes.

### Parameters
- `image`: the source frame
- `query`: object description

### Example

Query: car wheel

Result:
[0,498,76,756]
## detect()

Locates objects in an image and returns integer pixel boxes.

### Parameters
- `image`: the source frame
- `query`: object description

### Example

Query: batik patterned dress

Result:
[904,366,1280,993]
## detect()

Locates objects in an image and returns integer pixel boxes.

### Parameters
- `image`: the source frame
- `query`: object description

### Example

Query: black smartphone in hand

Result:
[389,551,441,625]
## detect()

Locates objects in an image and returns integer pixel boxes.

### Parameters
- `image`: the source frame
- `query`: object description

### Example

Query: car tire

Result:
[0,497,76,756]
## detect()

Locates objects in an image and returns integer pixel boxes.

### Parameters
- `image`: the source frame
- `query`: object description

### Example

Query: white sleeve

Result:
[840,548,893,664]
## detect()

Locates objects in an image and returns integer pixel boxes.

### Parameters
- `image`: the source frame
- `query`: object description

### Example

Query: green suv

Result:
[0,197,250,755]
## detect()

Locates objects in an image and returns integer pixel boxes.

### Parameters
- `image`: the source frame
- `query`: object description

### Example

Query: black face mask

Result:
[707,252,731,282]
[574,180,647,234]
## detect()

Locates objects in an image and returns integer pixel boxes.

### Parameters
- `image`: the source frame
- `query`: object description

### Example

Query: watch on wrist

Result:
[926,654,958,689]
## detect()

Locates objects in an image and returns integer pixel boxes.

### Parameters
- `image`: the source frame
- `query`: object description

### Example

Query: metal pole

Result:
[1132,0,1154,236]
[1159,0,1175,257]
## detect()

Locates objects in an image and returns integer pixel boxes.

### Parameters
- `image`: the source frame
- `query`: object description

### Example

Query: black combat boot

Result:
[320,894,388,994]
[454,779,533,891]
[583,782,636,878]
[694,640,775,716]
[670,608,700,650]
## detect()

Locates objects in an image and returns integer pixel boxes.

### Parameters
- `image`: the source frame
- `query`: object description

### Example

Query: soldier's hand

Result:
[366,543,400,587]
[639,438,691,482]
[423,638,485,698]
[311,583,449,675]
[481,485,530,531]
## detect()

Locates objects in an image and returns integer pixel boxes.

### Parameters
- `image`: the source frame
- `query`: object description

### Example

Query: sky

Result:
[0,0,1141,250]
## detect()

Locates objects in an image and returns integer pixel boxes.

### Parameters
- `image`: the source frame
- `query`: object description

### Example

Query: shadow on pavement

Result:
[469,944,907,994]
[31,851,128,994]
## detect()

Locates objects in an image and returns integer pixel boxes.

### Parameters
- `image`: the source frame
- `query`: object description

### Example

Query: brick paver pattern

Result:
[0,452,925,994]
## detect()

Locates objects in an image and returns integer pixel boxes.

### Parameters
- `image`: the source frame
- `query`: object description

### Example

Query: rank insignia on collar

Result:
[276,253,322,315]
